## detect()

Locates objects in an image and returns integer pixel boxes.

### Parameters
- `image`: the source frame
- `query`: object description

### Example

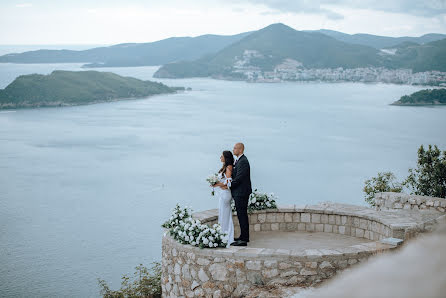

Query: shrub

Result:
[98,263,161,298]
[404,145,446,198]
[363,172,403,207]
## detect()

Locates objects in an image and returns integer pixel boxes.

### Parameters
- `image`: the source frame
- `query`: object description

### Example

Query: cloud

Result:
[235,0,446,18]
[15,3,32,8]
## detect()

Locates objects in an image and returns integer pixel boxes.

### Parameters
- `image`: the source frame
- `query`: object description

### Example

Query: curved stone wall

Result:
[375,192,446,213]
[161,201,445,297]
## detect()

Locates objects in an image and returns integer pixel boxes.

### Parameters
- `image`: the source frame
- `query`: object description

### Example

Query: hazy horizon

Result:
[1,1,445,44]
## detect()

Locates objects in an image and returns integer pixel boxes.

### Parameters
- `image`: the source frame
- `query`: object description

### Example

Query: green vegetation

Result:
[98,263,161,298]
[404,145,446,198]
[363,172,403,207]
[0,70,181,109]
[155,23,383,79]
[392,88,446,105]
[364,145,446,206]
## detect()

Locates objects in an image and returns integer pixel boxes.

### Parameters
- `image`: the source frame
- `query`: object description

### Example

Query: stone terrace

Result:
[161,196,445,298]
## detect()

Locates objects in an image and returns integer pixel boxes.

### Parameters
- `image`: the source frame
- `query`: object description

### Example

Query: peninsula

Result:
[392,88,446,105]
[0,70,183,109]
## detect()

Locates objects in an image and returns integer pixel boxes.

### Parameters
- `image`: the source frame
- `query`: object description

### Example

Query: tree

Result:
[404,145,446,198]
[98,263,162,298]
[363,172,403,207]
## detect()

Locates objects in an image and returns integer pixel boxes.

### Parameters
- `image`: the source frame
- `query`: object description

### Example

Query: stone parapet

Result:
[375,192,446,213]
[161,201,444,297]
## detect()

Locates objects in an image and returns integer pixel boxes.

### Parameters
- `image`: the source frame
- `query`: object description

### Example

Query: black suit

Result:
[231,154,252,242]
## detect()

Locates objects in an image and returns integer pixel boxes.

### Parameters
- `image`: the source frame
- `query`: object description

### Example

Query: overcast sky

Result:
[1,0,445,45]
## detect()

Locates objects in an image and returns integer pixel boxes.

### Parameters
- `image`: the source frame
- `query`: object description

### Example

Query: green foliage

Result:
[0,70,178,109]
[363,172,403,207]
[98,263,161,298]
[404,145,446,198]
[393,88,446,105]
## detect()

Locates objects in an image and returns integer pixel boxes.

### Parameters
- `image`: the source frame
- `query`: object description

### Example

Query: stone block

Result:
[286,222,298,231]
[301,213,311,223]
[311,213,321,223]
[359,219,368,229]
[254,224,261,232]
[319,261,334,270]
[276,213,285,222]
[324,224,333,233]
[198,268,209,282]
[321,214,329,224]
[262,268,279,278]
[293,213,301,223]
[271,223,279,231]
[197,258,210,266]
[278,262,292,270]
[297,223,306,231]
[285,213,293,222]
[279,222,287,231]
[249,214,258,224]
[339,226,346,234]
[300,268,317,275]
[264,260,278,268]
[261,223,271,231]
[246,260,262,270]
[328,215,336,224]
[336,215,342,225]
[258,213,266,223]
[315,224,324,232]
[341,216,347,225]
[356,228,365,238]
[306,223,315,232]
[266,213,276,223]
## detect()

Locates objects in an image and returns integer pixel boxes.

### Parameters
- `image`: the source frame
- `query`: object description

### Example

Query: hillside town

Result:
[232,50,446,86]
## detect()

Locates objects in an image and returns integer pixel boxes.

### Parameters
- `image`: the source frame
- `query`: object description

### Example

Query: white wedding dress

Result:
[215,172,234,247]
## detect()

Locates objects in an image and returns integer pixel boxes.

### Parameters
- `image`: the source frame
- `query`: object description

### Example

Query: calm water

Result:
[0,62,445,297]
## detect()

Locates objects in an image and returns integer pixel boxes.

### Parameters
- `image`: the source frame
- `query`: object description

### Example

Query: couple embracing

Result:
[212,143,252,247]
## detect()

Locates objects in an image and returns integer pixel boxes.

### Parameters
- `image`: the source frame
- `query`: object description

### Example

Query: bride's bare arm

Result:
[220,165,233,189]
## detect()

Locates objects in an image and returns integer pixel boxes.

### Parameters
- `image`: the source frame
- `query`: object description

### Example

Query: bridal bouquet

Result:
[231,189,278,213]
[162,204,229,249]
[206,173,220,196]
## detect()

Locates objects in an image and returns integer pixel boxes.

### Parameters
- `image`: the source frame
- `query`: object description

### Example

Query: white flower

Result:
[185,235,190,241]
[191,241,196,246]
[209,242,214,247]
[209,236,214,242]
[203,238,209,245]
[214,243,218,247]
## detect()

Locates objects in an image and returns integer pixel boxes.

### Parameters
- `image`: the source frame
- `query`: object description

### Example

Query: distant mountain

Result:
[381,38,446,72]
[0,33,250,67]
[309,29,446,49]
[0,70,180,109]
[155,23,382,78]
[392,88,446,105]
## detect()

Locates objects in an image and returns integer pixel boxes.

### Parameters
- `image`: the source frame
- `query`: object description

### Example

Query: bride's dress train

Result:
[216,173,234,247]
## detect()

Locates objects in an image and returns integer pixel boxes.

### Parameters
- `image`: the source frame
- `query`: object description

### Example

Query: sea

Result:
[0,46,445,297]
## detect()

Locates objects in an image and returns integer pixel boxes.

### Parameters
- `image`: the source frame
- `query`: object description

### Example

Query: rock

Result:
[246,260,262,270]
[213,290,222,298]
[191,280,200,290]
[209,263,228,281]
[198,268,209,282]
[174,263,181,275]
[197,258,210,266]
[264,260,278,268]
[262,268,279,278]
[300,268,317,275]
[182,264,191,279]
[278,262,292,270]
[319,261,334,270]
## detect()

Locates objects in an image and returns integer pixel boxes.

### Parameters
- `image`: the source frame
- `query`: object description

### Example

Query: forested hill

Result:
[0,70,181,109]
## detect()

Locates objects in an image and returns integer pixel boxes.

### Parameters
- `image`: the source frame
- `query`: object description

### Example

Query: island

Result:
[0,70,184,109]
[391,88,446,105]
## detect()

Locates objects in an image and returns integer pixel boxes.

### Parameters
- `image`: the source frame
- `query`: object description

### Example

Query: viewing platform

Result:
[161,193,445,297]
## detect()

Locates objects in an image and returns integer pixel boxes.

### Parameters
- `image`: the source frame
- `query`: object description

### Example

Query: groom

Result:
[230,142,252,246]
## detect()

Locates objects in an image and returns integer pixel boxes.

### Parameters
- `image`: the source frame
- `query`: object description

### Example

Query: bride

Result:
[212,150,235,247]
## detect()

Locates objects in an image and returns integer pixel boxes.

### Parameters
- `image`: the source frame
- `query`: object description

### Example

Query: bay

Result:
[0,62,445,297]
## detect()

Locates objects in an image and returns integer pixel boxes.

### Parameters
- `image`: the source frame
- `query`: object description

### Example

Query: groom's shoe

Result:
[234,237,249,242]
[230,240,248,246]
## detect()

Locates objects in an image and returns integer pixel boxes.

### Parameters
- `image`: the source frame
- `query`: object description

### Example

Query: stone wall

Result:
[375,192,446,213]
[162,202,437,297]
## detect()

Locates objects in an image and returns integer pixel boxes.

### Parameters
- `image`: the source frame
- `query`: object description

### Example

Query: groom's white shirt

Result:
[233,153,244,165]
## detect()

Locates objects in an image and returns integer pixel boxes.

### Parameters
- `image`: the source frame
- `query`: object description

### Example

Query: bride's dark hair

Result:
[219,150,234,174]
